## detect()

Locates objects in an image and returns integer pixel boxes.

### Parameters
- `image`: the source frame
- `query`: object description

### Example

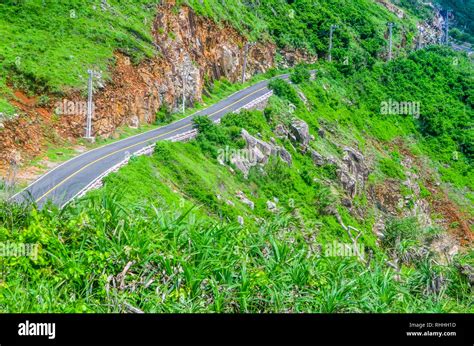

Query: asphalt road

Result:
[451,42,473,55]
[12,74,289,208]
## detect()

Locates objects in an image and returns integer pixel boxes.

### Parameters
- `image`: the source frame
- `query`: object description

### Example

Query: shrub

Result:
[382,217,421,249]
[290,64,311,84]
[379,158,406,180]
[268,79,301,107]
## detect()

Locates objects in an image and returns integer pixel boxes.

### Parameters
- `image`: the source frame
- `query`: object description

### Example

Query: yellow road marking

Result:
[35,85,268,203]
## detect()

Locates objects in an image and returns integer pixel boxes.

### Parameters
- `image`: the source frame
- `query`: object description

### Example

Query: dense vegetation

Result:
[354,46,473,184]
[186,0,418,69]
[0,0,472,313]
[1,43,472,312]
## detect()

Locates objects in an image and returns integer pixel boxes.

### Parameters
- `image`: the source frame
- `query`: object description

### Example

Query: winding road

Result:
[11,74,289,208]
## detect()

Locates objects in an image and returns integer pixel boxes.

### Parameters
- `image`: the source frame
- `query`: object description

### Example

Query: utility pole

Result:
[85,69,94,140]
[241,42,249,84]
[417,27,423,50]
[444,9,450,45]
[182,64,186,114]
[387,22,394,61]
[5,153,19,197]
[328,25,337,62]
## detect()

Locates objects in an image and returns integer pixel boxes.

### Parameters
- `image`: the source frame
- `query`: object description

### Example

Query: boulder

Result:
[274,124,288,139]
[241,129,276,165]
[341,198,352,208]
[230,156,253,178]
[337,147,369,198]
[289,119,310,146]
[231,129,292,177]
[278,147,292,165]
[310,149,325,166]
[266,200,277,212]
[236,191,254,210]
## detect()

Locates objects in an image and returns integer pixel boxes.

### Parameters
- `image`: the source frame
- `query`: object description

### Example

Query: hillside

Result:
[0,0,444,169]
[0,1,473,313]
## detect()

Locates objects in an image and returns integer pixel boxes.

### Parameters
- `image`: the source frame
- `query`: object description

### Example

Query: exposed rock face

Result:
[278,147,292,166]
[274,124,288,139]
[231,129,291,177]
[81,4,276,137]
[375,0,405,19]
[310,149,325,166]
[289,119,310,146]
[241,129,276,164]
[278,48,317,69]
[417,7,445,47]
[337,147,369,198]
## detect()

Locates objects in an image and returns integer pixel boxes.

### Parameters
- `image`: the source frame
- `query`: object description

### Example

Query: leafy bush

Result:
[268,79,301,107]
[290,64,311,84]
[155,105,174,125]
[379,158,406,180]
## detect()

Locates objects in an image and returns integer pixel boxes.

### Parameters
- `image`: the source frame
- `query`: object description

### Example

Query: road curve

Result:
[12,74,289,208]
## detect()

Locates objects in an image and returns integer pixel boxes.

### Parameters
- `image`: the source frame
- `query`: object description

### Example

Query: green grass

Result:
[0,0,473,314]
[0,98,16,117]
[2,50,473,312]
[0,120,471,312]
[0,0,158,93]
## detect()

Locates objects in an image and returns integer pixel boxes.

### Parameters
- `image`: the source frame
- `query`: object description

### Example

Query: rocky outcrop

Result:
[310,149,325,166]
[241,129,276,164]
[231,129,291,177]
[274,124,288,139]
[82,4,276,137]
[273,118,312,150]
[278,147,292,165]
[272,119,370,199]
[278,48,317,69]
[337,147,369,198]
[266,200,278,212]
[289,119,310,147]
[417,9,445,47]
